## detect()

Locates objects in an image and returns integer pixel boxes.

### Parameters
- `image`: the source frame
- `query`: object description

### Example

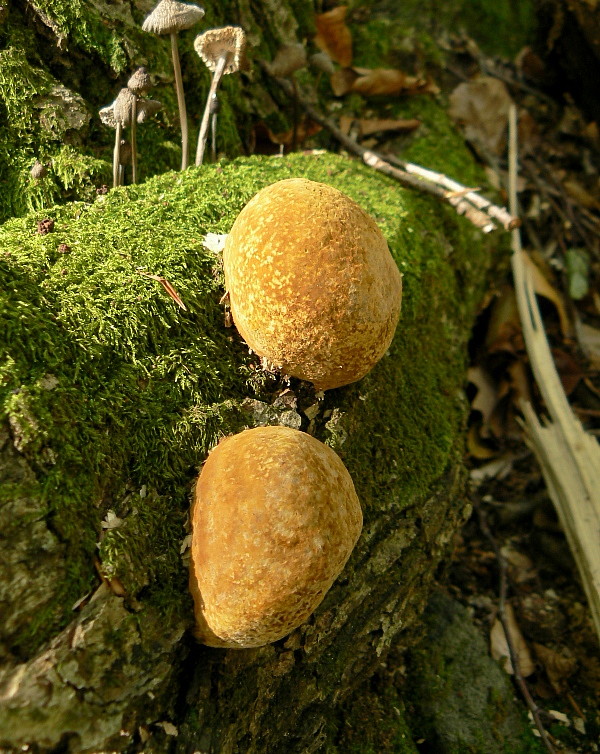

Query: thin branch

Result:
[475,501,558,754]
[261,63,520,233]
[383,152,520,230]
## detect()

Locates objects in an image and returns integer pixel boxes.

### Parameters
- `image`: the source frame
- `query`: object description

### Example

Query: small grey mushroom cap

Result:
[142,0,204,35]
[194,26,247,74]
[127,67,152,94]
[136,98,162,123]
[99,103,117,128]
[114,88,136,126]
[267,43,307,78]
[30,160,47,180]
[309,51,335,76]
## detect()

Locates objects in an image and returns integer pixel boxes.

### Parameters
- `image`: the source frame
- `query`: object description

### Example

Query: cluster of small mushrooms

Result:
[190,178,403,648]
[100,0,247,186]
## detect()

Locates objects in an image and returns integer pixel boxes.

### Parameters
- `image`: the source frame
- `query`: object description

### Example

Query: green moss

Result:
[1,143,492,657]
[350,0,535,60]
[407,592,545,753]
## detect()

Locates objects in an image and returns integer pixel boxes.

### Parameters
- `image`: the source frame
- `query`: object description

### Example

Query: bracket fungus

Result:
[223,178,403,391]
[142,0,205,170]
[194,26,246,166]
[189,426,362,648]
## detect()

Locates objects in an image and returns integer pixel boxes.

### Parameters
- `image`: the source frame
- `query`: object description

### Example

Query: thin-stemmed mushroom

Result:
[101,94,162,187]
[194,26,246,167]
[142,0,205,171]
[127,67,152,183]
[113,88,136,187]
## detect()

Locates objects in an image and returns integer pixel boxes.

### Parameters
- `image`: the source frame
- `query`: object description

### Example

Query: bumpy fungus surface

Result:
[189,426,363,648]
[224,178,403,390]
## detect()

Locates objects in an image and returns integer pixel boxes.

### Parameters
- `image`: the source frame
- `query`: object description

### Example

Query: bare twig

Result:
[261,62,520,233]
[383,152,520,230]
[475,501,558,754]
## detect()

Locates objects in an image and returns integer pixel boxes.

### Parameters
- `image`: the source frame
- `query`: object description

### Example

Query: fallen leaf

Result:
[564,248,590,300]
[315,6,352,67]
[156,721,178,737]
[522,252,571,337]
[485,285,522,354]
[357,117,421,135]
[552,348,584,395]
[449,76,513,156]
[533,643,577,692]
[490,602,536,676]
[563,178,600,210]
[470,454,516,483]
[468,366,499,425]
[267,119,322,145]
[137,271,187,311]
[500,545,536,583]
[467,423,497,459]
[349,68,438,97]
[577,321,600,368]
[330,68,358,96]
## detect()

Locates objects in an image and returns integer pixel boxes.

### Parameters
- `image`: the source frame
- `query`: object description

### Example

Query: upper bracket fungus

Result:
[194,26,246,166]
[223,178,403,391]
[142,0,205,171]
[189,426,362,648]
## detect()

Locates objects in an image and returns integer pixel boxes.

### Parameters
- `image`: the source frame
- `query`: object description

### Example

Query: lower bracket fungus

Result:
[223,178,403,390]
[189,426,362,648]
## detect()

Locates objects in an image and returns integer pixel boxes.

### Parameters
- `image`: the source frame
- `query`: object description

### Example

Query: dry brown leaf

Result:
[500,545,537,583]
[577,321,600,368]
[507,358,533,405]
[485,285,522,354]
[267,119,322,146]
[449,77,513,156]
[522,253,571,337]
[357,117,421,135]
[330,68,357,96]
[563,178,600,210]
[533,642,577,692]
[349,68,438,97]
[315,6,352,68]
[467,423,497,459]
[138,271,187,311]
[552,348,584,395]
[490,602,536,676]
[468,366,499,425]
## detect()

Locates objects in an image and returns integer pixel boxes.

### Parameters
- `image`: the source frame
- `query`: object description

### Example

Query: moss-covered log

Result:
[0,137,494,751]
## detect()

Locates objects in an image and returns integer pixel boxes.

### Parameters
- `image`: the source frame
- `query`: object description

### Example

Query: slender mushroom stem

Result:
[113,122,122,188]
[130,95,138,183]
[170,31,188,170]
[210,93,219,162]
[211,110,217,162]
[195,54,227,166]
[291,77,299,152]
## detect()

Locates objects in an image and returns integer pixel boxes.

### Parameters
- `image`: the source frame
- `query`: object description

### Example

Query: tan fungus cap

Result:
[189,426,362,648]
[223,178,403,391]
[142,0,205,35]
[194,26,247,74]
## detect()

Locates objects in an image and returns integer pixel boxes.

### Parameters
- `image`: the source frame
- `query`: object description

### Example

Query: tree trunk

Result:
[0,1,511,752]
